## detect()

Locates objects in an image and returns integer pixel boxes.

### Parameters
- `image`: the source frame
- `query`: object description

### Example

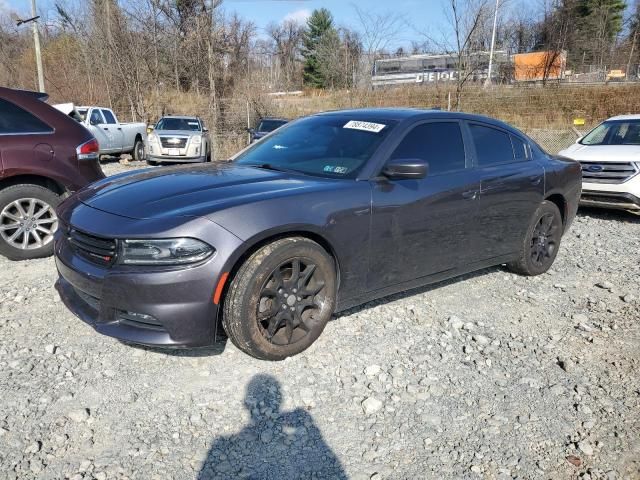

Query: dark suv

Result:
[0,87,104,260]
[248,117,288,143]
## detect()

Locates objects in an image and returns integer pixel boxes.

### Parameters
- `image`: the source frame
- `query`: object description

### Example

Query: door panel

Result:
[466,122,545,259]
[101,109,124,152]
[369,171,480,291]
[475,162,544,258]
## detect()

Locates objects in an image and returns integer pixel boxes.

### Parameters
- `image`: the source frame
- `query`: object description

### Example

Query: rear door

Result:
[0,97,55,175]
[101,109,124,152]
[466,122,544,259]
[368,120,480,291]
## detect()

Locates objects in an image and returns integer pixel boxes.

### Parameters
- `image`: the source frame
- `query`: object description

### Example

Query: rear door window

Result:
[0,98,53,134]
[389,121,466,175]
[469,124,515,166]
[101,109,117,124]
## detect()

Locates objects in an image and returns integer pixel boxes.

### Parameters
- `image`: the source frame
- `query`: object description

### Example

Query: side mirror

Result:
[382,158,429,180]
[247,127,255,134]
[202,127,209,133]
[90,118,99,126]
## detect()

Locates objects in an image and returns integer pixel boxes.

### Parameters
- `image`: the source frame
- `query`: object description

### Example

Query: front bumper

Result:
[581,175,640,214]
[53,202,243,347]
[148,154,207,163]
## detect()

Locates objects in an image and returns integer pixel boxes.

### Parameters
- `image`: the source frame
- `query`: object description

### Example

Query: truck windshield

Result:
[580,120,640,146]
[235,115,396,179]
[156,118,201,131]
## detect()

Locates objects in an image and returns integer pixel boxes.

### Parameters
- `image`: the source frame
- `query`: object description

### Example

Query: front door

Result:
[87,109,113,153]
[368,120,480,291]
[467,122,545,259]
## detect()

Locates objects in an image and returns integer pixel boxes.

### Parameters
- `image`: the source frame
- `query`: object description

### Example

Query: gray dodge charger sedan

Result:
[54,109,582,360]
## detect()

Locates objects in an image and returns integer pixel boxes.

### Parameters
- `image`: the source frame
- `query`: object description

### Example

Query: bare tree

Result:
[352,4,405,84]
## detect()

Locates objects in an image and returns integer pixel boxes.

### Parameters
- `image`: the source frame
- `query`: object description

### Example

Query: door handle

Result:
[529,176,542,186]
[462,190,478,200]
[103,127,109,131]
[117,127,122,131]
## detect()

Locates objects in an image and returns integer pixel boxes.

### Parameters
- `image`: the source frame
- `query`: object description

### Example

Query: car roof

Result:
[159,115,200,120]
[312,108,521,133]
[606,114,640,121]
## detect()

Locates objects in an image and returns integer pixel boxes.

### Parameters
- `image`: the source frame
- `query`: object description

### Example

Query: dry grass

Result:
[265,83,640,130]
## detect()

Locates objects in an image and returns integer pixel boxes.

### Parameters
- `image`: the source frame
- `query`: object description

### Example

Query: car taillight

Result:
[76,138,99,160]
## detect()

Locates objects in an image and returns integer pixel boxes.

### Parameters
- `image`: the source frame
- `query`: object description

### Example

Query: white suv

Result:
[559,115,640,215]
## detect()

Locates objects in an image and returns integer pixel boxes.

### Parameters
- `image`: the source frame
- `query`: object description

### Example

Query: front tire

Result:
[222,237,337,361]
[132,138,145,161]
[0,184,61,260]
[507,200,563,276]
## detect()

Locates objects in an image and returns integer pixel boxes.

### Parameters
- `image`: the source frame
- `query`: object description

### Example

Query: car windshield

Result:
[156,118,201,131]
[580,120,640,146]
[236,116,396,179]
[258,119,287,132]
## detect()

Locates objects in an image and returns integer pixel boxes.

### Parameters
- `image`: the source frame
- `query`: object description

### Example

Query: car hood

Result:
[76,163,333,220]
[559,143,640,162]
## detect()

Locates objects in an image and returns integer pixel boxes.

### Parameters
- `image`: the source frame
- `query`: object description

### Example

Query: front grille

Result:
[68,229,117,265]
[579,161,639,184]
[159,136,188,149]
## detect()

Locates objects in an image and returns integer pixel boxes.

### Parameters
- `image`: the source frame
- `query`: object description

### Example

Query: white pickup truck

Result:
[54,104,147,161]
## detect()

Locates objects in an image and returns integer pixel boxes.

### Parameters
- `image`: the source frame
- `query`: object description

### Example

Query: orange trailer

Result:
[513,51,567,82]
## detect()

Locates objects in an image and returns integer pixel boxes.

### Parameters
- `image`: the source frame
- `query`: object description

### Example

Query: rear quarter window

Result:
[0,98,53,134]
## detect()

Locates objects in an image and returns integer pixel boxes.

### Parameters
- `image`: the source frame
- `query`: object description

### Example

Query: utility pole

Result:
[17,1,45,91]
[31,0,45,92]
[484,0,499,88]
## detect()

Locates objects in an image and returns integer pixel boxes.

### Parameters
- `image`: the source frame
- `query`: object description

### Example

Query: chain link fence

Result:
[522,128,585,154]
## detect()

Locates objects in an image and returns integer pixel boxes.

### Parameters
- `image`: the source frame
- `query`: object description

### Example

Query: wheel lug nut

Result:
[293,288,297,293]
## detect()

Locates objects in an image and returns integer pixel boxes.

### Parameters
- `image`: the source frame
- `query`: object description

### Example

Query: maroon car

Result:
[0,87,104,260]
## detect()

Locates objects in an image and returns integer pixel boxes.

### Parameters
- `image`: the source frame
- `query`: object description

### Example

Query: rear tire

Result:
[222,237,337,361]
[0,184,61,261]
[507,200,563,276]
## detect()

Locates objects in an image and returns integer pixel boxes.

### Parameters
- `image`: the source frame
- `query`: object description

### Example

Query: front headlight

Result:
[191,135,202,145]
[120,238,214,265]
[148,133,158,143]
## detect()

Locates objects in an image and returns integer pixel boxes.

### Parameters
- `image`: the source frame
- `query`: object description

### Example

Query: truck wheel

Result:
[507,200,562,276]
[132,139,145,161]
[222,237,337,361]
[0,184,61,261]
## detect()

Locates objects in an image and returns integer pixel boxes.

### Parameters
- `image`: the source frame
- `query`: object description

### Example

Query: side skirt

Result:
[335,253,516,313]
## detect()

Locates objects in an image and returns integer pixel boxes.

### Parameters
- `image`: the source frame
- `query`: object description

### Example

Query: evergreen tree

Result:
[302,8,335,88]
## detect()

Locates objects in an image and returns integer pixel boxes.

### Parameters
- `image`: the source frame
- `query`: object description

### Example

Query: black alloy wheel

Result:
[507,200,563,276]
[222,237,336,360]
[257,258,326,346]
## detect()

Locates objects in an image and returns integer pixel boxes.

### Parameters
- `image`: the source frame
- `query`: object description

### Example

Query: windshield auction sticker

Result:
[343,120,386,133]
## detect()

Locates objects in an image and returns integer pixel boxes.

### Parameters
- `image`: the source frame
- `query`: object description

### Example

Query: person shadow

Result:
[198,374,347,480]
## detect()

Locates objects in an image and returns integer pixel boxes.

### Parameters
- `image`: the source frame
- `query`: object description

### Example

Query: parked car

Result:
[146,116,211,165]
[0,87,104,260]
[248,117,288,142]
[54,109,581,360]
[55,104,147,161]
[559,115,640,215]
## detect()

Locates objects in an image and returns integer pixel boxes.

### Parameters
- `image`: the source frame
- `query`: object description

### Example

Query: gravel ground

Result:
[0,159,639,480]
